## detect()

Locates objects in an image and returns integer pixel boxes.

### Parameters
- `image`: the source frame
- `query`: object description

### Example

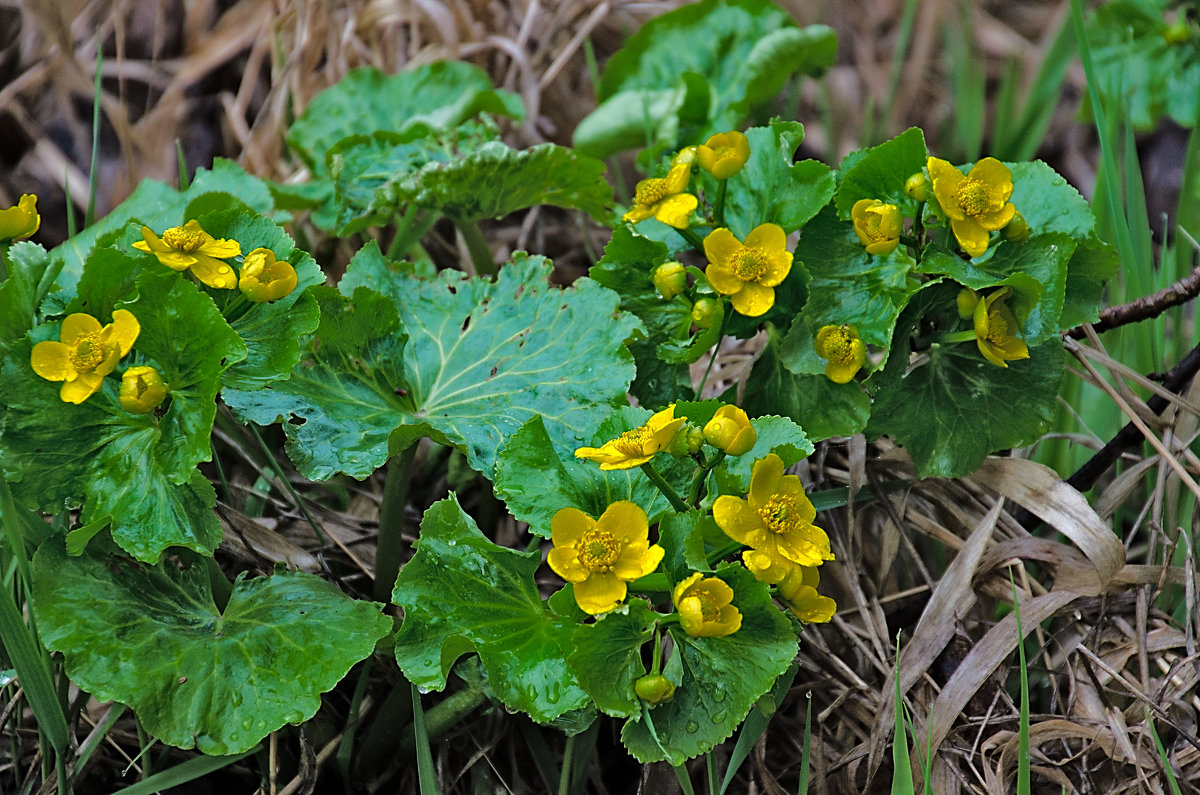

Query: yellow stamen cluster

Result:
[580,529,620,572]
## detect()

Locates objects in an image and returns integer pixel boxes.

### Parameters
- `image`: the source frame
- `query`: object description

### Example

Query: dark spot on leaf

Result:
[288,416,306,426]
[220,357,227,366]
[461,316,471,333]
[488,366,497,378]
[395,388,407,397]
[179,677,187,684]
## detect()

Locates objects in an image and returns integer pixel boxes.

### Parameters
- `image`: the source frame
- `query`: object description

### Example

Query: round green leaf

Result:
[32,535,391,755]
[567,601,656,718]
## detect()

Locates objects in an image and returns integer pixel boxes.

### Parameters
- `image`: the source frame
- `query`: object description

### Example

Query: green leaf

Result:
[50,160,275,298]
[658,510,713,584]
[743,329,871,442]
[619,565,796,764]
[32,535,391,755]
[194,211,325,391]
[2,268,245,560]
[793,204,918,350]
[0,241,51,351]
[567,601,655,718]
[493,411,687,537]
[286,62,523,176]
[329,121,503,234]
[833,127,929,217]
[370,141,613,225]
[577,0,835,157]
[1008,160,1095,239]
[723,121,836,239]
[721,415,813,489]
[867,341,1065,478]
[392,496,591,723]
[226,253,641,481]
[589,226,692,405]
[1061,235,1119,329]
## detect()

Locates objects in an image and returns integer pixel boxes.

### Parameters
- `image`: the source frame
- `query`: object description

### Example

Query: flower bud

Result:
[667,424,705,456]
[634,673,676,705]
[1002,210,1029,243]
[904,172,928,203]
[0,194,40,242]
[653,261,687,300]
[956,288,979,320]
[690,297,722,329]
[1164,20,1190,45]
[703,405,756,455]
[239,247,298,302]
[119,366,168,414]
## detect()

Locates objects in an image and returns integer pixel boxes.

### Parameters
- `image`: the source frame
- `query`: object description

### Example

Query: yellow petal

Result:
[107,309,141,356]
[672,573,704,606]
[654,193,698,229]
[825,358,859,384]
[597,500,649,545]
[30,341,73,381]
[950,217,989,258]
[664,162,692,194]
[712,496,765,547]
[974,203,1016,231]
[743,223,786,254]
[550,507,594,547]
[705,261,744,296]
[60,313,102,345]
[573,572,626,614]
[156,252,199,271]
[967,157,1013,203]
[730,281,774,316]
[198,237,242,259]
[757,248,792,287]
[749,455,784,506]
[926,157,966,220]
[547,547,588,583]
[189,253,238,289]
[613,541,663,580]
[702,228,742,267]
[622,205,655,223]
[865,237,900,256]
[60,372,104,404]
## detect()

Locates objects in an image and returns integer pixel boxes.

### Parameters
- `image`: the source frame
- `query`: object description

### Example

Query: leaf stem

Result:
[676,226,707,253]
[713,179,728,228]
[454,218,496,277]
[375,443,418,603]
[686,450,725,506]
[387,208,440,261]
[640,462,690,513]
[936,330,977,344]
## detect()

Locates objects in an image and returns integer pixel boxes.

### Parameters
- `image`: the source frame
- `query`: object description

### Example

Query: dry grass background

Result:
[3,0,1200,793]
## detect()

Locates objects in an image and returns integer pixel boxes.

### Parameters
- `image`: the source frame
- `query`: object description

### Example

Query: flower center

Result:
[579,528,621,572]
[634,178,669,208]
[70,332,105,372]
[732,247,767,281]
[955,180,989,218]
[986,307,1010,344]
[759,494,802,535]
[613,426,653,457]
[712,144,735,162]
[162,225,206,252]
[131,372,151,398]
[695,591,720,622]
[824,327,855,364]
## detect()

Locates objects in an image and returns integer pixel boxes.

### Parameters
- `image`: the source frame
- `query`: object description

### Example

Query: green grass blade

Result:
[111,746,259,795]
[671,763,697,795]
[0,576,69,756]
[1145,707,1183,795]
[797,692,812,795]
[411,682,439,795]
[85,46,102,229]
[720,662,798,793]
[1010,571,1031,795]
[892,635,915,795]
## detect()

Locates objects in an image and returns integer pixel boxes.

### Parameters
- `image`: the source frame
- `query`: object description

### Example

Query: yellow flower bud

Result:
[956,288,979,320]
[119,365,168,413]
[814,324,866,384]
[0,194,40,242]
[703,405,756,456]
[904,172,928,203]
[1164,20,1190,45]
[696,131,751,180]
[673,573,742,638]
[239,248,298,302]
[851,199,902,256]
[653,261,687,300]
[1002,210,1029,243]
[634,673,676,705]
[690,297,722,329]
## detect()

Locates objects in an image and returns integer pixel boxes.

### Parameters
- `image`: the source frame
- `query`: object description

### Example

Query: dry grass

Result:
[3,0,1199,792]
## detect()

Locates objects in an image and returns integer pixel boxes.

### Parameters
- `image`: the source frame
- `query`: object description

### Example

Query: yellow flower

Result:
[548,501,664,615]
[703,224,792,317]
[927,156,1016,258]
[673,573,742,638]
[713,453,833,572]
[30,310,140,404]
[133,220,241,289]
[0,194,40,241]
[623,163,698,229]
[973,287,1029,367]
[851,199,902,256]
[239,248,298,302]
[575,404,686,470]
[703,405,756,456]
[119,365,168,414]
[696,131,750,179]
[814,324,866,384]
[778,565,836,623]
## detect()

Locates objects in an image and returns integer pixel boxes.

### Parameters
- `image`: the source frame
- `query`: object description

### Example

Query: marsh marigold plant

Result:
[31,310,140,404]
[927,156,1016,258]
[0,193,40,241]
[815,324,866,384]
[703,223,792,317]
[239,247,298,302]
[622,163,698,229]
[575,404,686,470]
[548,501,664,614]
[673,573,742,637]
[134,220,242,289]
[971,287,1029,367]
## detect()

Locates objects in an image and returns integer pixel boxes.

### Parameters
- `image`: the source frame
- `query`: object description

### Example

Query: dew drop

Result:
[713,712,727,724]
[712,687,726,703]
[685,720,699,733]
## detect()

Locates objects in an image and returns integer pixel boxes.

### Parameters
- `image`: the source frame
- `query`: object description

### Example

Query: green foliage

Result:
[0,242,51,351]
[392,496,592,724]
[575,0,835,157]
[32,535,390,755]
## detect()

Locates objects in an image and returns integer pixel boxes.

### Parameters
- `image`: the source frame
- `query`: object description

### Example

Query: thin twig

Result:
[1065,266,1200,340]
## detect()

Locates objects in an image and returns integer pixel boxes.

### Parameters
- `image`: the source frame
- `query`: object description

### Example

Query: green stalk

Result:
[676,226,707,252]
[85,46,103,228]
[936,330,977,345]
[705,752,718,795]
[639,462,690,512]
[375,445,418,603]
[454,218,496,277]
[402,681,487,753]
[247,426,328,545]
[387,208,440,262]
[687,450,725,506]
[713,179,728,228]
[1010,570,1031,795]
[410,684,438,795]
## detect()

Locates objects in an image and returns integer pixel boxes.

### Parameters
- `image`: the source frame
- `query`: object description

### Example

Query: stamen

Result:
[955,180,989,217]
[162,225,206,252]
[70,332,105,372]
[634,178,669,208]
[579,528,621,572]
[732,247,767,281]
